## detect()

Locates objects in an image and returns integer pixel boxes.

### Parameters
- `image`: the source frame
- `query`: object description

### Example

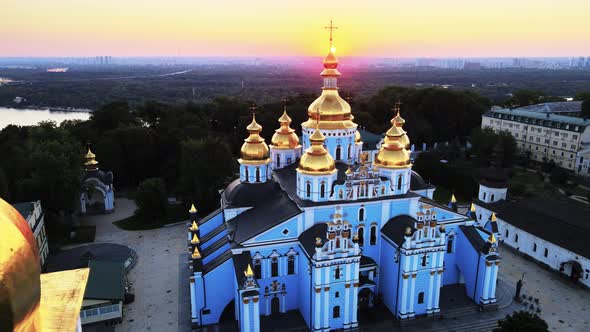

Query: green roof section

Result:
[358,128,383,150]
[11,201,35,220]
[84,260,125,301]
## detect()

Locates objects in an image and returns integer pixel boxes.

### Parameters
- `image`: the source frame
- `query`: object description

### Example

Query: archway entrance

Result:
[560,261,583,282]
[336,146,342,160]
[271,296,280,315]
[358,288,372,311]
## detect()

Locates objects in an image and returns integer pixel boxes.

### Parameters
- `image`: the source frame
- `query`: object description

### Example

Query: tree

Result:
[503,90,564,109]
[494,311,549,332]
[135,177,167,222]
[177,138,236,213]
[550,167,568,185]
[89,101,137,133]
[470,128,517,168]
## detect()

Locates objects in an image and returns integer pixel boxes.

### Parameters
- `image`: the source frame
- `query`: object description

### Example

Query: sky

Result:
[0,0,589,58]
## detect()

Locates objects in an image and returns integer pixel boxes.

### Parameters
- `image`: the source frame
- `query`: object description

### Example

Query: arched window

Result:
[347,144,352,159]
[334,266,341,279]
[397,175,403,191]
[320,182,326,198]
[288,256,295,275]
[357,227,365,246]
[306,182,311,198]
[514,234,519,243]
[271,257,279,277]
[505,229,509,237]
[358,207,365,221]
[254,260,262,279]
[256,167,261,182]
[533,243,537,252]
[421,255,427,267]
[370,225,377,245]
[483,192,487,200]
[336,145,342,160]
[338,189,343,199]
[544,248,548,257]
[491,194,495,201]
[245,167,249,182]
[276,154,281,168]
[418,292,424,304]
[381,186,385,195]
[447,237,454,253]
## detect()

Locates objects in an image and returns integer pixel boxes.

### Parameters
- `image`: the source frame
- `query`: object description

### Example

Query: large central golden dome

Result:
[301,47,356,130]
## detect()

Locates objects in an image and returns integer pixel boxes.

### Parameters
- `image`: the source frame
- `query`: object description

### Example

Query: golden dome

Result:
[84,148,98,167]
[0,197,42,332]
[301,43,356,130]
[271,109,300,149]
[373,111,412,169]
[392,108,410,149]
[297,126,336,175]
[240,114,270,163]
[355,131,362,143]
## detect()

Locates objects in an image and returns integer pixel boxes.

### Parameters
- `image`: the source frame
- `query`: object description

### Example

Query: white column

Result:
[265,296,270,316]
[281,293,286,312]
[433,272,442,310]
[253,301,260,332]
[409,275,416,315]
[190,280,197,319]
[243,300,250,332]
[323,266,330,328]
[351,263,359,326]
[489,265,499,301]
[482,264,492,302]
[313,267,321,330]
[427,272,434,312]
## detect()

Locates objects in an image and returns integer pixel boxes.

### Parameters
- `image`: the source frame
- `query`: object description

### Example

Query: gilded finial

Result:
[315,237,323,247]
[324,19,338,48]
[192,247,201,259]
[191,234,200,244]
[470,203,476,212]
[244,264,254,277]
[450,194,457,203]
[189,203,197,214]
[405,227,412,236]
[491,212,497,222]
[190,220,199,231]
[488,233,497,244]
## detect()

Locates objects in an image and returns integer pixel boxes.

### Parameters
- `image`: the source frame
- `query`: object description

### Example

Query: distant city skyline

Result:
[1,0,589,57]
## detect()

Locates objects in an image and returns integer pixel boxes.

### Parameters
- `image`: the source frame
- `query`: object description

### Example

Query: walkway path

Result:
[79,198,191,332]
[499,244,590,331]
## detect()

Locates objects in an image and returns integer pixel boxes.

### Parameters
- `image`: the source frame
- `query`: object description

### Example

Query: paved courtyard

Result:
[498,244,590,331]
[79,198,191,332]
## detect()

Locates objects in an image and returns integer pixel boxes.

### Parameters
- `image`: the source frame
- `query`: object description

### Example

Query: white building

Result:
[13,200,49,267]
[474,191,590,288]
[481,101,590,171]
[575,145,590,176]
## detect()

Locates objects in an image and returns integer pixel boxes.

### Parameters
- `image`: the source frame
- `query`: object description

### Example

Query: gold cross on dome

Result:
[324,20,338,46]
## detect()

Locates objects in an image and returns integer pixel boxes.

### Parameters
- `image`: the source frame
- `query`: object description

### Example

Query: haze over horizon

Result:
[1,0,589,58]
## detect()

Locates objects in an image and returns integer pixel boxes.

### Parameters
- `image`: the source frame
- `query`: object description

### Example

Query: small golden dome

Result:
[84,148,99,167]
[374,113,411,169]
[393,109,410,149]
[240,114,270,163]
[355,131,362,143]
[271,110,300,149]
[0,198,42,331]
[297,126,336,175]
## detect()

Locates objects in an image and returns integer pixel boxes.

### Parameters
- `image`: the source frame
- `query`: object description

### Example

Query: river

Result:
[0,107,91,129]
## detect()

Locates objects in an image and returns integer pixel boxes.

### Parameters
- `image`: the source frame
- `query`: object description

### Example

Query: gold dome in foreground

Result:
[0,198,41,332]
[84,148,99,170]
[298,125,336,175]
[271,108,300,149]
[240,114,270,163]
[393,109,411,149]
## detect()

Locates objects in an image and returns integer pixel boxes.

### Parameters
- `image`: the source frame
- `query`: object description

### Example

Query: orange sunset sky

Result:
[0,0,589,57]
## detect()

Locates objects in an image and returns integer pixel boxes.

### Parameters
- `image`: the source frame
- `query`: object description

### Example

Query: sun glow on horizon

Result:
[0,0,589,57]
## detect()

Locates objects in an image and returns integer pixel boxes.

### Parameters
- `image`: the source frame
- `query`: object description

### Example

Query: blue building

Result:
[187,41,501,331]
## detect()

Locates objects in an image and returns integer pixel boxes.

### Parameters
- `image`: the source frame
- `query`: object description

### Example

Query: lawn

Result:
[113,203,189,230]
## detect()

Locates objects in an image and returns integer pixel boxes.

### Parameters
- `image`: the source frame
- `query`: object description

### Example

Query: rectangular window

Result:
[333,306,340,318]
[254,261,262,279]
[335,291,340,298]
[271,258,279,277]
[287,257,295,275]
[533,243,537,252]
[544,248,549,257]
[505,229,509,237]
